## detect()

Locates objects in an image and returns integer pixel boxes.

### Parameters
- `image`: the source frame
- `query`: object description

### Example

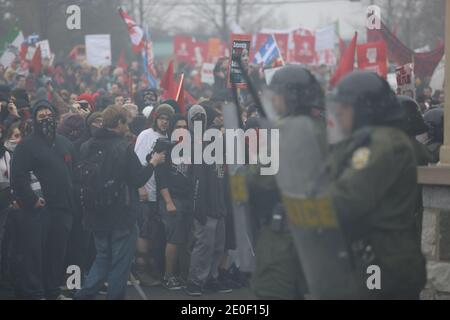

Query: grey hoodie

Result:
[187,104,207,132]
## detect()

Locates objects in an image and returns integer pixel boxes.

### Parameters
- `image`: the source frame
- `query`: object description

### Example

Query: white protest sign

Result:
[25,46,36,61]
[201,63,215,85]
[36,40,51,59]
[315,25,335,52]
[85,34,111,67]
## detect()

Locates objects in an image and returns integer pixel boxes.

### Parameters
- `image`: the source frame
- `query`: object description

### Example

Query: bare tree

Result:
[120,0,179,35]
[366,0,445,49]
[184,0,276,41]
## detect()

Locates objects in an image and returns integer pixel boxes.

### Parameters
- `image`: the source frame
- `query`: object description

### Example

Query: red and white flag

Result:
[118,7,145,54]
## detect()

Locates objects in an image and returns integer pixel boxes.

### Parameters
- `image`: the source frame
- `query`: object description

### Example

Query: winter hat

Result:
[154,104,175,119]
[162,99,180,114]
[78,93,95,110]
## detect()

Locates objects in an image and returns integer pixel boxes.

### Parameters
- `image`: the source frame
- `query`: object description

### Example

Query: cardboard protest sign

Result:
[85,34,111,67]
[228,33,252,89]
[396,63,415,97]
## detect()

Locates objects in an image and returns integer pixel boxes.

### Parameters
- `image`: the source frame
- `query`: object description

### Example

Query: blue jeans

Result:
[75,225,138,300]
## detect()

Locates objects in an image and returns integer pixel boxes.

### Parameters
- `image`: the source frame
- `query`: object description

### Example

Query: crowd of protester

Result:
[0,56,265,300]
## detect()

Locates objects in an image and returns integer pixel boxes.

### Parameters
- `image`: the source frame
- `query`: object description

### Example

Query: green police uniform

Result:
[248,117,326,300]
[327,126,427,299]
[247,168,307,300]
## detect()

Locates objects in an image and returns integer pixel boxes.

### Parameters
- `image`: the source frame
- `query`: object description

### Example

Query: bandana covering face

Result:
[4,139,19,152]
[36,117,56,141]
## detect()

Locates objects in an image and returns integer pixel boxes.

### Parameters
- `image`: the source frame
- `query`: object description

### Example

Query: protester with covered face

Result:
[10,99,76,300]
[155,114,192,290]
[184,105,232,296]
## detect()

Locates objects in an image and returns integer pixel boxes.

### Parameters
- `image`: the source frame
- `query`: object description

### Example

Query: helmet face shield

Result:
[260,87,282,121]
[326,94,352,145]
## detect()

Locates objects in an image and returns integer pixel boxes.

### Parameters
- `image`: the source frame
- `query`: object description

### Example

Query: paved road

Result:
[125,284,256,300]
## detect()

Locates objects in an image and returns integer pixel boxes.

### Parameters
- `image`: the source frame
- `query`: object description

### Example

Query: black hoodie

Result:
[10,100,76,211]
[187,106,229,224]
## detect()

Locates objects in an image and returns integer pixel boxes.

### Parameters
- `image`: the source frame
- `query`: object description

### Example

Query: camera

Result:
[145,137,178,163]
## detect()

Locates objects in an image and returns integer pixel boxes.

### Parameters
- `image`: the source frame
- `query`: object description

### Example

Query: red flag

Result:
[31,45,42,75]
[160,60,177,100]
[184,89,197,106]
[357,41,388,78]
[293,34,316,64]
[118,7,145,54]
[19,43,28,61]
[330,32,358,87]
[273,33,289,62]
[176,73,186,115]
[367,20,444,80]
[117,50,128,70]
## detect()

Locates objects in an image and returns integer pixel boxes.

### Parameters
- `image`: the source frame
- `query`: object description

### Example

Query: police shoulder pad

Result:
[351,147,371,170]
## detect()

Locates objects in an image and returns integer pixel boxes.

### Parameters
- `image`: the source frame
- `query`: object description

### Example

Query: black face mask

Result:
[35,117,56,141]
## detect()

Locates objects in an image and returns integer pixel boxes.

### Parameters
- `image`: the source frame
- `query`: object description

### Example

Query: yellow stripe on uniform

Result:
[282,196,338,228]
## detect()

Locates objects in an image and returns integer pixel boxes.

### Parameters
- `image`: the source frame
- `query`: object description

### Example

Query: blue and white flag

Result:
[253,35,282,67]
[142,27,157,89]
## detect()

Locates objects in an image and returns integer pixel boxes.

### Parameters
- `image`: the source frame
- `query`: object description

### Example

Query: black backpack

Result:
[77,139,129,215]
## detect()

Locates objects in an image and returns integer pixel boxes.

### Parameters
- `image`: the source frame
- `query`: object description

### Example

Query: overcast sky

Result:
[275,0,368,38]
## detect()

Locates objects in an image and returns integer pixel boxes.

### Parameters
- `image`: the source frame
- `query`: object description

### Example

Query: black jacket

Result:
[11,133,76,212]
[192,162,229,224]
[80,128,154,231]
[155,158,191,201]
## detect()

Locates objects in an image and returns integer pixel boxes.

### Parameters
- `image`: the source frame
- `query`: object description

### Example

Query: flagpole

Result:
[176,73,185,101]
[271,34,285,66]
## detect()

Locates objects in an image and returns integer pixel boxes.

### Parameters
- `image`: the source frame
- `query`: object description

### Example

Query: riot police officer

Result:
[325,71,426,299]
[249,65,327,299]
